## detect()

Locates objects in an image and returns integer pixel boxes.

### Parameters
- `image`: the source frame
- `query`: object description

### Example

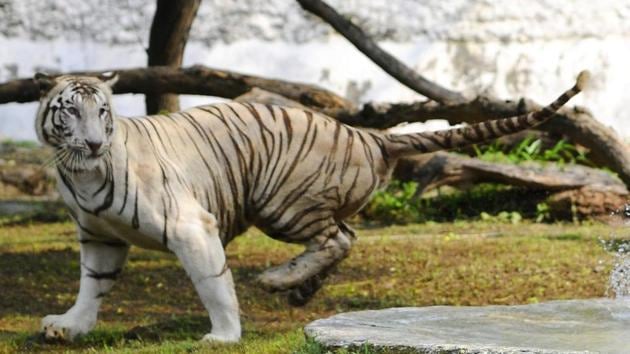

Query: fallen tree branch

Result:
[546,187,628,220]
[0,65,356,114]
[392,152,628,220]
[344,98,630,187]
[296,0,464,104]
[395,152,627,196]
[395,152,628,220]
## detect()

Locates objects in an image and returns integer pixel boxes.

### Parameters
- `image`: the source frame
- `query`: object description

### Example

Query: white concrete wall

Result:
[1,0,629,140]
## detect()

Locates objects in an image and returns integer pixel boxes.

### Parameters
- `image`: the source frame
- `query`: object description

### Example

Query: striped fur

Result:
[35,72,587,342]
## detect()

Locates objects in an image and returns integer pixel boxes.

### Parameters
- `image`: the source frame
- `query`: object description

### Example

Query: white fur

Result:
[37,77,242,343]
[42,239,128,340]
[385,121,464,135]
[42,159,242,342]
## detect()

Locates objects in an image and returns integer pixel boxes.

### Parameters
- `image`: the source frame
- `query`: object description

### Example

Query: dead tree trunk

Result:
[145,0,200,114]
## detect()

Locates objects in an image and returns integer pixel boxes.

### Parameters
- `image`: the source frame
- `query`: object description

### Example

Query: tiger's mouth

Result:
[56,147,109,173]
[87,151,106,159]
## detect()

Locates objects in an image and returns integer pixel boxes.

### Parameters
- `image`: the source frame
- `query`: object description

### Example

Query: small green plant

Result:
[363,180,421,224]
[294,338,327,354]
[480,211,523,224]
[473,137,591,165]
[536,202,551,223]
[359,136,593,225]
[362,182,549,225]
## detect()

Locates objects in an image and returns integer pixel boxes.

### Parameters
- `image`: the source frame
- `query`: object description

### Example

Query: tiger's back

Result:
[120,102,393,245]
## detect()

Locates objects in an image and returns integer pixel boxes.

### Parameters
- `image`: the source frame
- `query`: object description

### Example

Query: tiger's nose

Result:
[85,140,103,155]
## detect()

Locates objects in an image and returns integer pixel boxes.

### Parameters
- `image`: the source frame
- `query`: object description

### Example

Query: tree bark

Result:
[145,0,200,114]
[546,188,628,221]
[395,152,627,195]
[0,65,355,113]
[394,152,627,220]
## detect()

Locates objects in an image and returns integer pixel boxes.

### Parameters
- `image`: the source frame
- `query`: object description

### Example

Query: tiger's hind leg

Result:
[257,220,355,303]
[286,222,356,306]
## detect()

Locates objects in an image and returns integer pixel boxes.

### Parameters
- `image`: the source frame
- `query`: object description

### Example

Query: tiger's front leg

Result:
[168,212,241,343]
[41,232,129,341]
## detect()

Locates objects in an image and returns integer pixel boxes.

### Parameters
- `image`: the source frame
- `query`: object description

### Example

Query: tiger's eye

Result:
[67,107,80,117]
[99,108,108,116]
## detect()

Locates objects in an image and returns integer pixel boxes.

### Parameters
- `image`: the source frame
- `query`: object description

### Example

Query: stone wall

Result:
[1,0,629,140]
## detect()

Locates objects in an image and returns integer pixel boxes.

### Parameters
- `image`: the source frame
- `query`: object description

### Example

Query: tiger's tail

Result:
[384,71,590,158]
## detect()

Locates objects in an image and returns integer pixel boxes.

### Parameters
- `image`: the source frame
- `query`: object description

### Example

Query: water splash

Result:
[607,243,629,299]
[603,204,630,299]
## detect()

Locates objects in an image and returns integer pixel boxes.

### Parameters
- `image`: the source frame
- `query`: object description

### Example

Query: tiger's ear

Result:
[34,72,56,96]
[98,71,118,88]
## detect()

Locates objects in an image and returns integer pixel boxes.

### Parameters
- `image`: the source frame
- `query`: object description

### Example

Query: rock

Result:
[304,299,630,354]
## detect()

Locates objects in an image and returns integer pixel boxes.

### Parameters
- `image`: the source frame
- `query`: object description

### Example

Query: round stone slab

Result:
[305,298,630,353]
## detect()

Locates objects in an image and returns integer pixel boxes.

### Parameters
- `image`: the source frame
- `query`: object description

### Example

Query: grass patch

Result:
[472,137,592,166]
[362,181,551,224]
[0,221,621,353]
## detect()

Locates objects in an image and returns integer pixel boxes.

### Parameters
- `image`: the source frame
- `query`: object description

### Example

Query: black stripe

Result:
[132,185,139,229]
[83,263,122,280]
[118,128,130,214]
[280,107,294,148]
[79,238,128,248]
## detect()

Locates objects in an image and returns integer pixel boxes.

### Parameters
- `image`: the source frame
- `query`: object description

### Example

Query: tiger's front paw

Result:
[201,332,240,343]
[41,313,95,342]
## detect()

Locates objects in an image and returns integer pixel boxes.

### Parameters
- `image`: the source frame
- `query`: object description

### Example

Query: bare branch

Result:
[296,0,465,104]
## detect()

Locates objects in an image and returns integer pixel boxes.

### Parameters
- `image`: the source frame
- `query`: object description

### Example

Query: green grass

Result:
[0,220,624,353]
[472,137,592,166]
[362,181,553,224]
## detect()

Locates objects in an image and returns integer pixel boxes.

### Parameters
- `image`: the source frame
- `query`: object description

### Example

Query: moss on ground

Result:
[0,221,622,353]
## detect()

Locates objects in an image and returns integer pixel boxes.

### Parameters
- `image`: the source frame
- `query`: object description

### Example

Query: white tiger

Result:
[33,71,587,342]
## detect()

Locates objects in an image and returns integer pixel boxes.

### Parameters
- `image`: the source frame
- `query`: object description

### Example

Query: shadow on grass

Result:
[12,315,211,352]
[0,248,78,317]
[0,246,297,352]
[123,315,210,341]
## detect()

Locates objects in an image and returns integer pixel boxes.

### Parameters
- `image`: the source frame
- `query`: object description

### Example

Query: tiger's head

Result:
[34,73,118,172]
